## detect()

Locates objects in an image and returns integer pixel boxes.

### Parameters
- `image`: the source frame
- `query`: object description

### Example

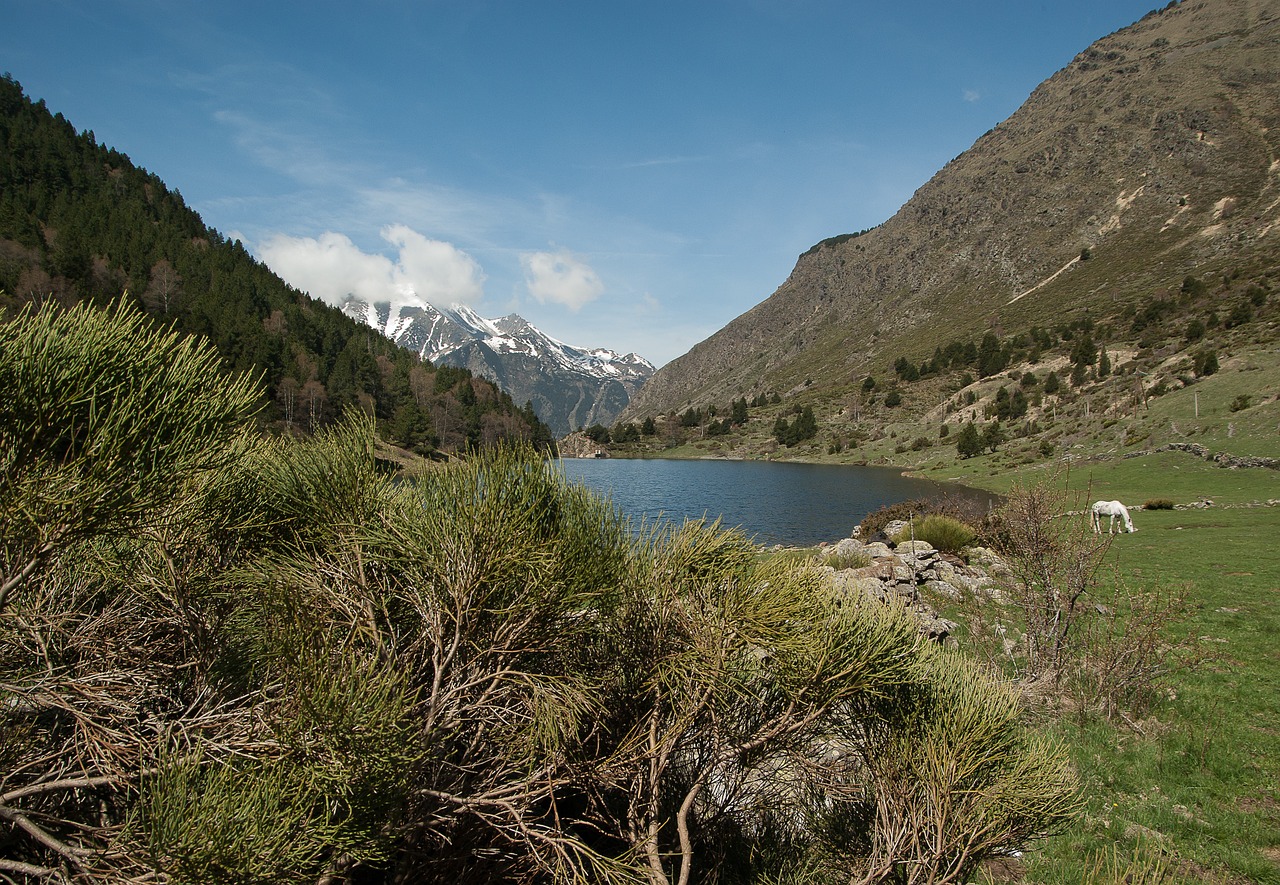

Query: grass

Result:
[950,458,1280,883]
[1031,497,1280,883]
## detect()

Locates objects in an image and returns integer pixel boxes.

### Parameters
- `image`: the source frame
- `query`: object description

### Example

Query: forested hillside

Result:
[0,74,553,456]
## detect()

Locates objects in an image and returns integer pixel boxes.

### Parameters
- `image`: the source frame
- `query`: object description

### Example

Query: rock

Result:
[850,562,895,581]
[968,546,1012,580]
[924,579,963,601]
[830,537,865,559]
[862,541,894,559]
[882,520,911,540]
[919,615,959,643]
[830,570,889,602]
[896,540,937,558]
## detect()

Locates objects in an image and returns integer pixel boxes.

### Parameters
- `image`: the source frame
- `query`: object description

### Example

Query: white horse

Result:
[1090,500,1135,534]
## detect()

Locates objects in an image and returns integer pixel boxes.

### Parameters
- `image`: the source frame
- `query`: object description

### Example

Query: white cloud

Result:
[382,224,486,305]
[521,249,604,311]
[258,226,485,309]
[963,89,981,103]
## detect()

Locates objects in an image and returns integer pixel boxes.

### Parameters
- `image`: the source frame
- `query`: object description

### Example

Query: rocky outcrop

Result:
[1124,442,1280,471]
[816,536,1006,644]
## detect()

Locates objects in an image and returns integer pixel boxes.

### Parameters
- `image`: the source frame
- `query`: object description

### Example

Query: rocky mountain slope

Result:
[342,297,654,436]
[623,0,1280,422]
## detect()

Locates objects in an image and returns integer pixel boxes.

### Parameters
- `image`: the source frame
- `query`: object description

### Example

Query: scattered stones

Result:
[818,532,1010,644]
[1125,441,1280,471]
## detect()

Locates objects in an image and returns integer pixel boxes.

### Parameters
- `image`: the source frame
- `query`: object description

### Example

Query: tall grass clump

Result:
[891,513,977,555]
[0,297,1081,883]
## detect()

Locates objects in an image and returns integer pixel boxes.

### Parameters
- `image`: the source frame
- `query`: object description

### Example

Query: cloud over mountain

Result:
[521,248,604,311]
[259,224,486,309]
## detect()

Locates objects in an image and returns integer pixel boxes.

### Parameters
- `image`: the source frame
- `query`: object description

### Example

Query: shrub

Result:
[893,514,977,555]
[1143,498,1175,510]
[1230,394,1251,412]
[1,301,1079,882]
[822,548,872,570]
[967,475,1199,718]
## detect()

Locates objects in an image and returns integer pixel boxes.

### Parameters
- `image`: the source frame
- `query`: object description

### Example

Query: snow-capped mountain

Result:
[341,296,654,437]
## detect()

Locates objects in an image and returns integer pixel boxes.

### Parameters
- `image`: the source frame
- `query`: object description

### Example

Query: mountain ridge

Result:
[622,0,1280,423]
[341,295,654,436]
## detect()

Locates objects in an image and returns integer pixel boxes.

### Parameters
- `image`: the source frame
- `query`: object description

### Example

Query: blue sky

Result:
[4,1,1160,366]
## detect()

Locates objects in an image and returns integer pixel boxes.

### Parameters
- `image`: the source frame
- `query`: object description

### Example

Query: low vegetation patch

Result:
[891,513,977,555]
[821,547,872,570]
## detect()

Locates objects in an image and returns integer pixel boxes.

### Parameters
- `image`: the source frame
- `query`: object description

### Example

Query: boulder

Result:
[924,579,964,601]
[862,541,894,559]
[830,537,865,559]
[882,519,911,540]
[895,539,937,558]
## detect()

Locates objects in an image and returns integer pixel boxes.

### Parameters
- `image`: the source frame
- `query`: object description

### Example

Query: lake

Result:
[556,458,994,547]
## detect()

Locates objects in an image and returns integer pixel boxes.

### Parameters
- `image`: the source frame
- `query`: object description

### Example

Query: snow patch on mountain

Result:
[340,292,654,436]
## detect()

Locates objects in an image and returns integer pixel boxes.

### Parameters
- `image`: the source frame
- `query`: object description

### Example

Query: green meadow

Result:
[936,452,1280,883]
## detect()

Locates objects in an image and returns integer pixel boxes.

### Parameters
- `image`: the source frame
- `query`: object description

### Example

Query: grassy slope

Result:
[929,407,1280,881]
[1028,493,1280,884]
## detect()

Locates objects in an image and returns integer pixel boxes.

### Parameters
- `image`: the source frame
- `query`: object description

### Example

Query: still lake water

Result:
[556,458,993,547]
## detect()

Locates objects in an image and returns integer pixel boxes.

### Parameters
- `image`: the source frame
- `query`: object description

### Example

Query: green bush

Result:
[1142,498,1175,510]
[1,299,1079,883]
[822,548,872,570]
[892,514,978,555]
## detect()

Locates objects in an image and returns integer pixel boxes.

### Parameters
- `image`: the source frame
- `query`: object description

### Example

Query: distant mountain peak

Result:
[341,294,654,436]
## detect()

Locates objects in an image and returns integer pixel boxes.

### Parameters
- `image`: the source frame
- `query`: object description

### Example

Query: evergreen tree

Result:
[1195,349,1219,377]
[983,421,1005,452]
[1069,330,1097,371]
[955,422,983,458]
[977,333,1007,378]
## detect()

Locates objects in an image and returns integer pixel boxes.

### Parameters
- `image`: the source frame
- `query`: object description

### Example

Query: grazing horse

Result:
[1090,500,1135,534]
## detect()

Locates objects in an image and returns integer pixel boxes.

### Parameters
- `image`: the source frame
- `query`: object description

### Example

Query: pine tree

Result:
[955,422,983,458]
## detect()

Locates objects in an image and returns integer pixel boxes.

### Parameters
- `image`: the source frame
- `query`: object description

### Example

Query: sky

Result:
[3,0,1162,367]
